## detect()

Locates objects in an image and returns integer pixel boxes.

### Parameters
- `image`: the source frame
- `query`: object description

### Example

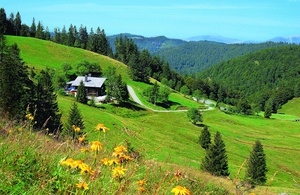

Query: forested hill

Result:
[154,41,288,74]
[198,45,300,109]
[108,33,185,53]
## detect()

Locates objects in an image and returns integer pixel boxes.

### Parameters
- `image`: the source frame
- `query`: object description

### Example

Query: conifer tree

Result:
[35,21,44,39]
[76,80,87,104]
[79,25,88,49]
[0,43,33,119]
[61,25,68,45]
[34,69,62,134]
[0,8,7,36]
[14,12,21,36]
[199,125,211,149]
[245,140,267,185]
[63,102,85,140]
[30,18,36,37]
[201,132,229,176]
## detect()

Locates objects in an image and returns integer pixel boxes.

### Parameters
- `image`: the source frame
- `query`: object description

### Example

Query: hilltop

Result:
[2,36,300,194]
[108,33,186,53]
[198,45,300,110]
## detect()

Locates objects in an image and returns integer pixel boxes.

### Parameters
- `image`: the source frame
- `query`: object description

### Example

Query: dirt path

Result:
[127,85,213,112]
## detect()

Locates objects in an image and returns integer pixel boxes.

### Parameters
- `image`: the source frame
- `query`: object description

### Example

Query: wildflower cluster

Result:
[60,158,94,175]
[25,113,34,121]
[59,123,193,194]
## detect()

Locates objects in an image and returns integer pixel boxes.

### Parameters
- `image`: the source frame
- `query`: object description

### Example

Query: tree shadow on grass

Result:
[156,100,180,109]
[110,100,146,111]
[194,123,206,127]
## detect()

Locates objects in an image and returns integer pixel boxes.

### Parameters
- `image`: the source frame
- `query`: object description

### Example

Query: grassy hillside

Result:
[6,35,200,111]
[6,36,130,80]
[3,36,300,194]
[278,98,300,117]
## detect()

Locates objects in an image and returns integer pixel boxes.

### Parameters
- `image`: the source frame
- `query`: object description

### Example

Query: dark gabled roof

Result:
[69,76,106,88]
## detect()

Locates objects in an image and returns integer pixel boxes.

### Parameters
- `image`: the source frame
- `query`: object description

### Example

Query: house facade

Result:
[66,75,106,97]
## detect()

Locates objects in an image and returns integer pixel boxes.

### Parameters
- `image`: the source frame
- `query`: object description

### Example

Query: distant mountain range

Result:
[268,36,300,44]
[109,33,300,49]
[185,35,243,44]
[108,33,299,74]
[108,33,185,53]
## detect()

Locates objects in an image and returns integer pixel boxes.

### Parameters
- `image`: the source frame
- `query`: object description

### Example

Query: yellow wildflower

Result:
[171,186,191,195]
[76,182,89,190]
[60,158,75,167]
[108,159,120,166]
[249,193,256,195]
[112,166,126,178]
[72,125,80,132]
[95,123,110,132]
[136,179,147,186]
[112,150,123,158]
[8,129,13,134]
[18,127,22,132]
[101,158,110,166]
[78,136,85,142]
[25,113,34,121]
[114,145,127,153]
[80,165,94,175]
[73,160,86,169]
[91,141,102,152]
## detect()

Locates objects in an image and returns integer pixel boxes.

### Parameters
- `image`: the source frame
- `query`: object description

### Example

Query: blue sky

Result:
[1,0,300,41]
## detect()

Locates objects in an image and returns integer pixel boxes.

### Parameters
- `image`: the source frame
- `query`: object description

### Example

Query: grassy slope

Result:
[6,36,300,194]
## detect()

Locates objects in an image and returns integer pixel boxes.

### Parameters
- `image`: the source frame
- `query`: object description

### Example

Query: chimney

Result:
[85,75,88,82]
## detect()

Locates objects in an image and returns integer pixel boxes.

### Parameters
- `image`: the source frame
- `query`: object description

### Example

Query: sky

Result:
[1,0,300,41]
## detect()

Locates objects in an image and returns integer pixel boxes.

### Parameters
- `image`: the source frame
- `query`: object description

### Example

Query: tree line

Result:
[0,8,112,57]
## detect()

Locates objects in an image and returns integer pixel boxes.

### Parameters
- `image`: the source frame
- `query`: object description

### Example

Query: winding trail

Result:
[127,85,213,113]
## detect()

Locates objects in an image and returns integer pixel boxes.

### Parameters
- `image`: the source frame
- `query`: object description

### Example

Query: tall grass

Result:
[0,115,230,194]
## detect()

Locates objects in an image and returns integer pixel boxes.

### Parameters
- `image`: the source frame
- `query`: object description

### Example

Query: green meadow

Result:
[4,36,300,194]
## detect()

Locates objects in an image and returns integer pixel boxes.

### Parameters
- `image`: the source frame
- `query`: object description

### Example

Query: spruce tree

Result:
[76,80,87,104]
[199,125,211,149]
[63,102,85,140]
[0,43,33,119]
[34,69,62,134]
[30,18,36,37]
[201,131,229,176]
[245,140,267,185]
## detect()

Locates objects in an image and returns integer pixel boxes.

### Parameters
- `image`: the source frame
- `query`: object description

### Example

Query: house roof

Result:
[70,76,106,88]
